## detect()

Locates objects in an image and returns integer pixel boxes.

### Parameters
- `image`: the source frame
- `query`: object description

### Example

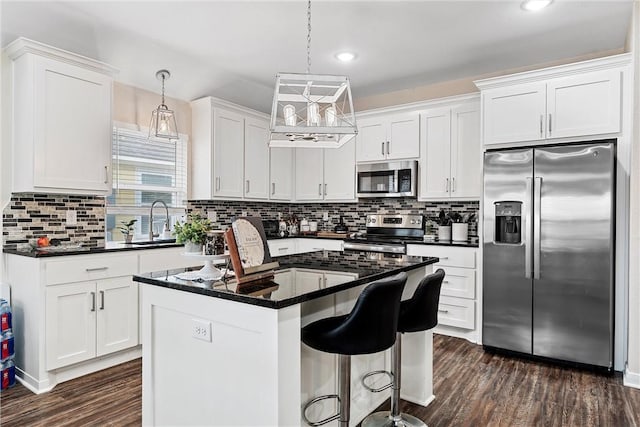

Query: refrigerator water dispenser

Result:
[494,201,521,244]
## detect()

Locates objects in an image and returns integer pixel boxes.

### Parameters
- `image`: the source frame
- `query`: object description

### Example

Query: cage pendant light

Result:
[269,0,357,148]
[149,69,179,140]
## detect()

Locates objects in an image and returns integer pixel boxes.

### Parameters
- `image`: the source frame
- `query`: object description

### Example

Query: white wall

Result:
[625,2,640,389]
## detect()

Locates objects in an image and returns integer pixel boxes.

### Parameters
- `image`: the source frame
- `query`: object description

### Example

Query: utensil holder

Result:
[438,225,451,242]
[452,223,468,242]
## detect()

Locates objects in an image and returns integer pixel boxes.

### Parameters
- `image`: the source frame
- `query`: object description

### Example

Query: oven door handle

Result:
[343,241,406,254]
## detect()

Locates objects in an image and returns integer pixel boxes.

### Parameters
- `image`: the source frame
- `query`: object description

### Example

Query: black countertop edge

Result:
[407,241,479,248]
[3,242,184,258]
[133,257,439,310]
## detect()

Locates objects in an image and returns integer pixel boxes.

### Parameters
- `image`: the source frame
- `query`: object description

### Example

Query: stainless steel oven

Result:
[356,160,417,198]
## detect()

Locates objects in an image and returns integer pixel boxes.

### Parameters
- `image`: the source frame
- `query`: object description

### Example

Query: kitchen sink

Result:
[130,239,177,246]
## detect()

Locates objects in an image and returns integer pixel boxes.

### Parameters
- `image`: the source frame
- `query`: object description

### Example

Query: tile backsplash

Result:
[188,198,479,237]
[2,193,105,250]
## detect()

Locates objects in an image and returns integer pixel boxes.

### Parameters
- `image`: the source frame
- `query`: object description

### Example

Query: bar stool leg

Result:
[362,333,427,427]
[339,354,351,427]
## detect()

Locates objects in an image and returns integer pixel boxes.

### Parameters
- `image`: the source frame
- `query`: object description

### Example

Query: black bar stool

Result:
[361,268,445,427]
[301,272,408,427]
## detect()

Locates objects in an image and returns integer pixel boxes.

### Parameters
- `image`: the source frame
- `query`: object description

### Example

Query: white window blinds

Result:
[106,127,187,241]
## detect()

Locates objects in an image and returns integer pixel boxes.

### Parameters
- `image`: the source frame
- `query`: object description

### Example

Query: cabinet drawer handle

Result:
[90,292,96,312]
[104,166,109,184]
[438,309,449,314]
[272,183,276,195]
[381,142,385,156]
[440,257,449,259]
[278,247,290,251]
[443,280,450,284]
[99,291,105,310]
[86,267,108,272]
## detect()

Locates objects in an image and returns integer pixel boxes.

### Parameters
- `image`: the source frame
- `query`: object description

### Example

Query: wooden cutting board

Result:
[316,231,349,238]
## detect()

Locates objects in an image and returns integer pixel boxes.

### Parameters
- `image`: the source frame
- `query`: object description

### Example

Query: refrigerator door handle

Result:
[533,177,542,279]
[525,177,533,279]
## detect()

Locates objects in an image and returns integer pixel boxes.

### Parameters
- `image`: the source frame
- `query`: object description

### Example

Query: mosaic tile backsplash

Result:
[188,199,480,237]
[2,193,478,251]
[2,193,105,250]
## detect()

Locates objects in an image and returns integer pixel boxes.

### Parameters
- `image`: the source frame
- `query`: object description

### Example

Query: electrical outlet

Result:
[241,211,248,217]
[207,210,217,222]
[323,212,329,221]
[192,319,212,342]
[66,210,77,225]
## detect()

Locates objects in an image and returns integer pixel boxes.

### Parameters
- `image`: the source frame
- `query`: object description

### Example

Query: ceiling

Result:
[1,1,633,113]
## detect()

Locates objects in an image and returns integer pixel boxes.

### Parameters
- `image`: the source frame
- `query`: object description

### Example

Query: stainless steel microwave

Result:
[356,160,418,198]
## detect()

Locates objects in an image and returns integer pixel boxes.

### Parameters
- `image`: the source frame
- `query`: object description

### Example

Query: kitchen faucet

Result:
[149,200,171,241]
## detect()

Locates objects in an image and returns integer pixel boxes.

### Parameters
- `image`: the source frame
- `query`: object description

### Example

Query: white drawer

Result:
[406,245,476,268]
[296,238,343,253]
[440,266,475,300]
[268,239,296,257]
[45,253,138,285]
[437,296,475,329]
[139,246,199,273]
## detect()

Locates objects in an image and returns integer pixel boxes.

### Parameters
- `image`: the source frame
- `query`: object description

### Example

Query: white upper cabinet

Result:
[295,138,356,202]
[481,82,546,145]
[356,113,419,162]
[477,59,624,147]
[244,117,270,200]
[419,99,481,200]
[546,70,621,139]
[213,108,244,198]
[5,38,116,195]
[191,97,271,201]
[269,147,293,201]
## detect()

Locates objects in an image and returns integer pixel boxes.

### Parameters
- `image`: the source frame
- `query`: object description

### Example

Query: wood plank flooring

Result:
[1,334,639,426]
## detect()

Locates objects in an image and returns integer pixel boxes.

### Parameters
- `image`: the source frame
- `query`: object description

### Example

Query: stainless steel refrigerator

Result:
[483,141,614,369]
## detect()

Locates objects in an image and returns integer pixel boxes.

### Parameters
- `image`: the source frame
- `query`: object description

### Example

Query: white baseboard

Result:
[624,367,640,389]
[17,346,141,394]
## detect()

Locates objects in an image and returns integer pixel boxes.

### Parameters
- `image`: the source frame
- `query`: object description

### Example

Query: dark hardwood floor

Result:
[2,335,639,426]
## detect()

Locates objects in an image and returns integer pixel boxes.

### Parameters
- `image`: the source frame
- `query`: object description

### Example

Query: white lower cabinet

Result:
[46,277,138,370]
[406,245,479,342]
[269,238,343,257]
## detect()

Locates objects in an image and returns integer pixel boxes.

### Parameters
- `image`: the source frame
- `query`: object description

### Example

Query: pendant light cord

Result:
[307,0,312,74]
[161,74,166,107]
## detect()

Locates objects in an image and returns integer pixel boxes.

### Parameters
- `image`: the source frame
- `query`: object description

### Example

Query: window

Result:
[107,126,188,241]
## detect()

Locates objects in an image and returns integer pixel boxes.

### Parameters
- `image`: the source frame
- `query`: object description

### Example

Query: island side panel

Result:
[140,284,301,426]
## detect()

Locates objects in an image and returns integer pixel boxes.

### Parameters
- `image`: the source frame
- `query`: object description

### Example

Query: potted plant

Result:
[118,219,137,244]
[437,210,452,242]
[173,213,213,253]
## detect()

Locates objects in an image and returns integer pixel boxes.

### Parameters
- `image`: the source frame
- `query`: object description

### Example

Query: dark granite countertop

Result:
[3,241,184,258]
[133,250,439,309]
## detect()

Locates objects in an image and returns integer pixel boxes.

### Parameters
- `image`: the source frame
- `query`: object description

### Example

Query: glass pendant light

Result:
[149,69,179,140]
[269,0,357,148]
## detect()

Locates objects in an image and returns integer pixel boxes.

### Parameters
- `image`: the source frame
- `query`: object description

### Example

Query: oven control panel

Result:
[366,214,423,229]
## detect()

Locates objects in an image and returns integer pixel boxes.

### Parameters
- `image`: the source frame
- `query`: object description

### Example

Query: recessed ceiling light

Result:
[335,52,356,62]
[521,0,553,11]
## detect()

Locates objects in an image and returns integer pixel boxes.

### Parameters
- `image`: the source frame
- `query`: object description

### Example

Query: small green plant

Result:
[118,219,137,236]
[173,213,213,244]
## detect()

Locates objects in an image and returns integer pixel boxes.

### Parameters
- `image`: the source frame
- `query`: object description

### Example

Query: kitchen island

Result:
[134,250,438,426]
